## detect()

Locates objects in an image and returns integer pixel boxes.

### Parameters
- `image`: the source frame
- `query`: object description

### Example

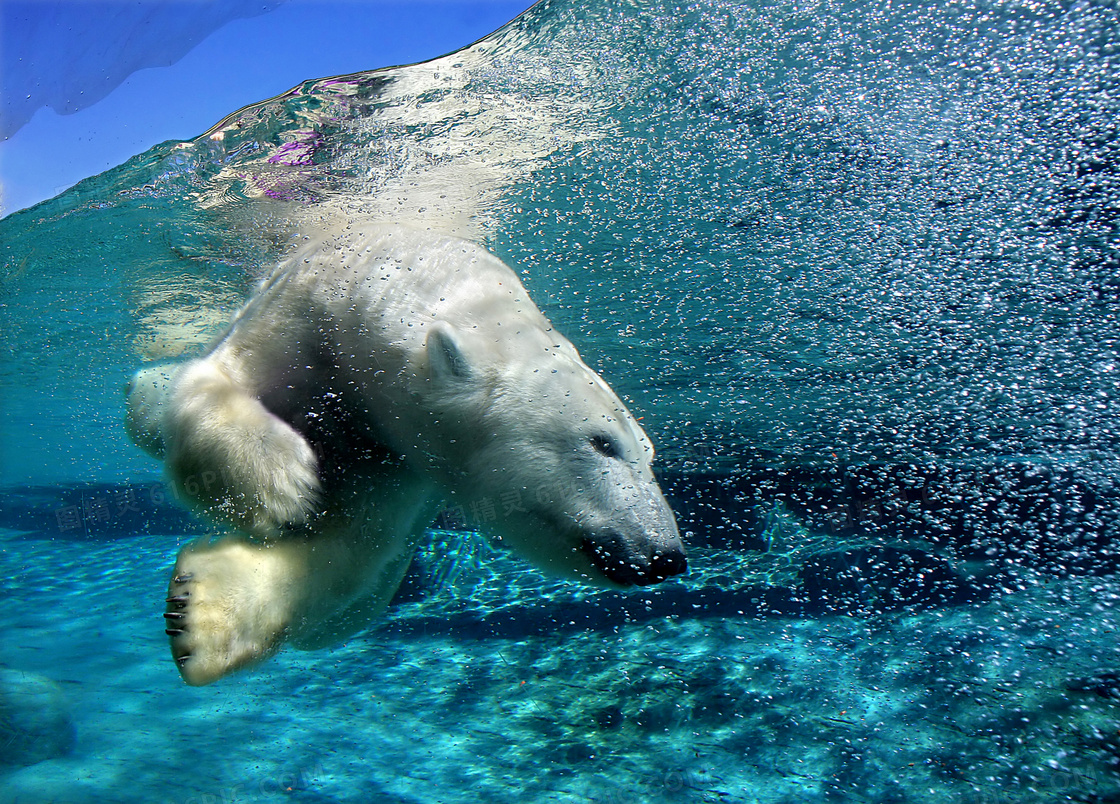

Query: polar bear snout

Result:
[568,456,686,586]
[581,528,687,587]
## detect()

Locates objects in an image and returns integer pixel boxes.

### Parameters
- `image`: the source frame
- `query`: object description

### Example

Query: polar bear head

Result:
[422,323,686,588]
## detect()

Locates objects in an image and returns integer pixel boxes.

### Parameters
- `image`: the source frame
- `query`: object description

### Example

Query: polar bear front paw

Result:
[163,537,302,685]
[206,412,321,539]
[166,361,321,539]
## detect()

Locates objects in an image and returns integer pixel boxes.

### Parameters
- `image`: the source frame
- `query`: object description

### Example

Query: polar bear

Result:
[126,223,685,685]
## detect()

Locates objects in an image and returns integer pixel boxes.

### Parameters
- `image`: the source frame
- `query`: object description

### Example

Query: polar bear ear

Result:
[427,325,472,382]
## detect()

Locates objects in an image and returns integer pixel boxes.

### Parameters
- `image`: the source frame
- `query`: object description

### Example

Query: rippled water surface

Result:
[1,0,1119,801]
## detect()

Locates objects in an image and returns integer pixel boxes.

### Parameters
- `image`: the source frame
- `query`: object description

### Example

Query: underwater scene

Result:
[2,0,1120,801]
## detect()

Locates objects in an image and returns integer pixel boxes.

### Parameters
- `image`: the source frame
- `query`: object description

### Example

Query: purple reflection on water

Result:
[268,130,323,166]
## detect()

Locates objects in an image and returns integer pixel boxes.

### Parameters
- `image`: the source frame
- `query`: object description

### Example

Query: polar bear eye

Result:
[589,434,622,459]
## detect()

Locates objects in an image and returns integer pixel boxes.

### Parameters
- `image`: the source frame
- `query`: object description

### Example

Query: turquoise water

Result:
[2,0,1120,801]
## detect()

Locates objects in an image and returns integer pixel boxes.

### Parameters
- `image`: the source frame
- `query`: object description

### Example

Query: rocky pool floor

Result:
[1,526,1119,804]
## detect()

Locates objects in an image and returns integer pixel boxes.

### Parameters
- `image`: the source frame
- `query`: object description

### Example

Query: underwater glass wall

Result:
[2,0,1120,801]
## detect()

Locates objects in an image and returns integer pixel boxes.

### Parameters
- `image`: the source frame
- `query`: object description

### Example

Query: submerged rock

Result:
[0,668,75,767]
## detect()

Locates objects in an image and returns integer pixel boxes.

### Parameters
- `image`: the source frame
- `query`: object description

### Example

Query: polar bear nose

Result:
[581,532,687,586]
[648,547,688,582]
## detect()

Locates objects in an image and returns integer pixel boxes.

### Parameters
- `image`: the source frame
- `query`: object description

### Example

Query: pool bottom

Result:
[0,528,1118,804]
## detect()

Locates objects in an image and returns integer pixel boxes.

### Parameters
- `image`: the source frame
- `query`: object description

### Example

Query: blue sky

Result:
[0,0,536,216]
